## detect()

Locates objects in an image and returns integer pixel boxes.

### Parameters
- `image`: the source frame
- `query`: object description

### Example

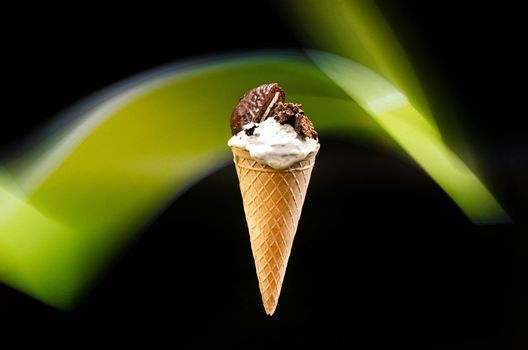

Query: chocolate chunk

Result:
[273,102,299,125]
[244,125,257,136]
[230,83,285,135]
[294,114,318,140]
[273,102,318,140]
[230,83,318,140]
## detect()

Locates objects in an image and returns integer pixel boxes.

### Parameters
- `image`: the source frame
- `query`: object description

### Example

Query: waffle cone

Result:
[232,146,319,315]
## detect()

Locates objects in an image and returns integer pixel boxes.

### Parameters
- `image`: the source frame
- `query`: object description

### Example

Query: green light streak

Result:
[309,51,508,223]
[285,0,436,127]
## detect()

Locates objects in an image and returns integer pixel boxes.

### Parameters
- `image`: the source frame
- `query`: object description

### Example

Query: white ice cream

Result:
[228,117,319,170]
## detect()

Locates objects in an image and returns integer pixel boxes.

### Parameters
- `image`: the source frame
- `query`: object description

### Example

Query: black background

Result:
[1,1,526,348]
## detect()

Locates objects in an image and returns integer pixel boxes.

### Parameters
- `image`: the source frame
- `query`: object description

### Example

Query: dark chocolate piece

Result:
[273,102,299,126]
[230,82,318,139]
[230,83,285,135]
[293,114,318,140]
[244,125,257,136]
[273,102,318,140]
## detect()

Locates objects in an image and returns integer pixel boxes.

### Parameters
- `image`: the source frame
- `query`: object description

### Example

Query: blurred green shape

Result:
[1,171,81,305]
[309,51,508,223]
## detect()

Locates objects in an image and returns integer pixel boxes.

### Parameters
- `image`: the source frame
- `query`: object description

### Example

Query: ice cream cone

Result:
[231,145,319,315]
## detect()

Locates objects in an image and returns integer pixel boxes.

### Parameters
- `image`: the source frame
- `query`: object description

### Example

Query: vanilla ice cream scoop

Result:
[228,83,319,169]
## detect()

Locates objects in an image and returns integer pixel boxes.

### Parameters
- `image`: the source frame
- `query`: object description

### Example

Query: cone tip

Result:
[265,304,277,316]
